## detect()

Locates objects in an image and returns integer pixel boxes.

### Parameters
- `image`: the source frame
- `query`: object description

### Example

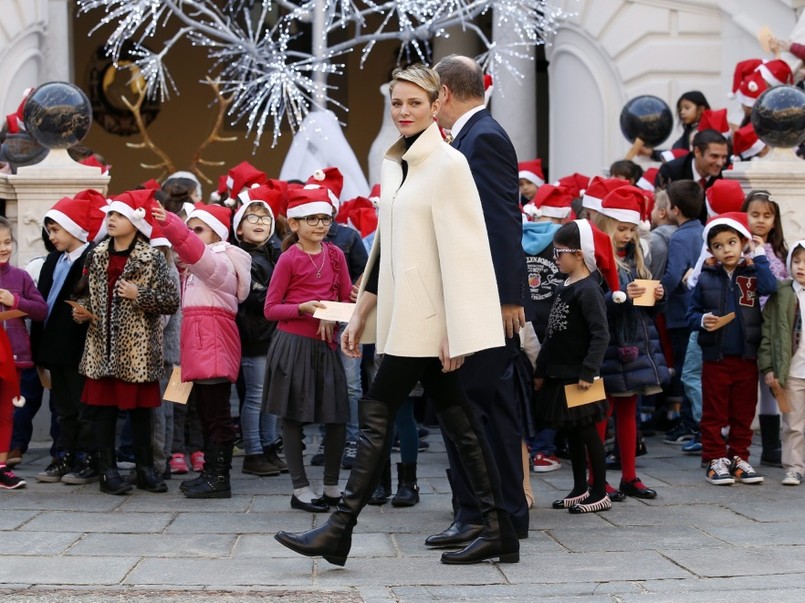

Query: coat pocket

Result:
[403,267,437,319]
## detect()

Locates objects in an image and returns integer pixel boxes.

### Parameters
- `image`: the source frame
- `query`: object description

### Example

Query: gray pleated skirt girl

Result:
[262,329,349,424]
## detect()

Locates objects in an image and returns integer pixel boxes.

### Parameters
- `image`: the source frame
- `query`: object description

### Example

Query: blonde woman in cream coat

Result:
[275,64,519,567]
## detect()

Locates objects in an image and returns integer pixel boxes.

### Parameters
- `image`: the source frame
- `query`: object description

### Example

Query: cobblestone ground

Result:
[1,431,804,602]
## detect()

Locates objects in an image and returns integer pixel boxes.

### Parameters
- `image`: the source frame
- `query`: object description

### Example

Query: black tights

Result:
[283,419,345,489]
[90,406,152,451]
[567,423,606,501]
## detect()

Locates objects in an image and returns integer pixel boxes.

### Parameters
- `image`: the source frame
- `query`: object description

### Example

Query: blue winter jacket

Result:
[686,254,777,362]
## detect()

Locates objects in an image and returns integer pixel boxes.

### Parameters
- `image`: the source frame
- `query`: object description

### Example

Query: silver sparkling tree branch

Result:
[78,0,570,147]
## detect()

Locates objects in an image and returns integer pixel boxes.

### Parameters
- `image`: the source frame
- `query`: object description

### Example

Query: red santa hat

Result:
[5,87,33,134]
[729,58,763,98]
[660,148,690,163]
[554,173,590,199]
[736,71,768,108]
[185,202,232,242]
[703,211,752,244]
[369,183,381,207]
[599,185,644,225]
[731,123,766,161]
[518,160,544,187]
[758,59,793,87]
[697,109,730,137]
[305,167,343,214]
[704,180,746,218]
[225,161,267,201]
[286,186,335,220]
[582,176,629,213]
[575,219,626,303]
[636,167,659,192]
[234,185,279,241]
[79,156,110,174]
[341,196,378,237]
[526,184,573,220]
[140,178,161,190]
[105,189,161,238]
[484,74,494,105]
[45,189,109,243]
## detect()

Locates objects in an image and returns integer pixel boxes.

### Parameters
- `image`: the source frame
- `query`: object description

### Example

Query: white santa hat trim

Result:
[185,208,229,242]
[150,237,171,248]
[740,138,766,160]
[43,209,89,243]
[540,206,572,219]
[581,194,603,212]
[703,216,752,243]
[758,63,787,87]
[599,207,641,225]
[166,170,203,200]
[576,219,597,275]
[518,170,544,187]
[233,198,276,241]
[303,184,340,214]
[523,204,541,219]
[660,150,675,162]
[287,201,334,219]
[104,200,154,238]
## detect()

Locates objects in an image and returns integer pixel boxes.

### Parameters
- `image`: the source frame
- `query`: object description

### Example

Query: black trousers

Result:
[192,382,235,446]
[443,337,528,533]
[50,368,94,454]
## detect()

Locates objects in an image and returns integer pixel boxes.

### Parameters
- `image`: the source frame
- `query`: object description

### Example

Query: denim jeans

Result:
[681,331,703,425]
[529,428,557,455]
[241,354,277,455]
[318,347,362,443]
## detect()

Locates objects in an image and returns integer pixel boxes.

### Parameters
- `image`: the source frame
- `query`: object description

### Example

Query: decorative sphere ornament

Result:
[619,95,673,148]
[22,82,92,149]
[751,85,805,148]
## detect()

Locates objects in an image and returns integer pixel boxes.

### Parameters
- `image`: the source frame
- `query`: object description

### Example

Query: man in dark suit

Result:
[429,55,530,549]
[655,129,729,223]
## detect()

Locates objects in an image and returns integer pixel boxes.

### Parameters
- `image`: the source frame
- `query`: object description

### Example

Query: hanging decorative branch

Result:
[78,0,570,148]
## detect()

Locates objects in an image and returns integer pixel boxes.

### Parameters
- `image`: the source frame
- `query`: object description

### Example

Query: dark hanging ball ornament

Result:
[22,82,93,149]
[751,85,805,149]
[619,95,674,148]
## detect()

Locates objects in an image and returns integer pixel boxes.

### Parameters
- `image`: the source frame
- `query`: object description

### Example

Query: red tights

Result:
[597,395,638,482]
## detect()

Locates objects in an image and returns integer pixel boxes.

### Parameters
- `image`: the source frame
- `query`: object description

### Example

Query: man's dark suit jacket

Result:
[452,108,527,309]
[654,153,722,223]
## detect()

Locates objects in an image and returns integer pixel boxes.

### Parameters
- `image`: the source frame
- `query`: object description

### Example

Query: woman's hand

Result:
[577,379,593,391]
[439,337,465,373]
[317,320,335,343]
[0,288,14,307]
[626,281,646,300]
[298,300,323,315]
[116,279,138,300]
[653,283,665,301]
[151,201,167,223]
[341,313,365,358]
[72,305,92,323]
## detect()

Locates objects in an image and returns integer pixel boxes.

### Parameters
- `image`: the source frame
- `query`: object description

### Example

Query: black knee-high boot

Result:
[274,399,392,566]
[437,405,519,565]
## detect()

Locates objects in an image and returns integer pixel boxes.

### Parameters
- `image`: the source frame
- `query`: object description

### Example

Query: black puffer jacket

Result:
[236,242,278,356]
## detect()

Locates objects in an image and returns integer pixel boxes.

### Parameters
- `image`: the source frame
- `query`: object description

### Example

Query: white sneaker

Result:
[782,471,802,486]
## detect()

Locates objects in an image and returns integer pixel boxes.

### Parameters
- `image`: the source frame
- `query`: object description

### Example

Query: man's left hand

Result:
[501,304,526,339]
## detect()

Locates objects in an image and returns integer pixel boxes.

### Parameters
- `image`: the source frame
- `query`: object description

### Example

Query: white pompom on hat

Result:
[575,219,627,303]
[105,189,160,238]
[305,167,344,215]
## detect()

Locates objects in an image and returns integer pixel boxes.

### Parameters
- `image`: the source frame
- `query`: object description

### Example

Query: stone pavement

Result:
[1,431,805,602]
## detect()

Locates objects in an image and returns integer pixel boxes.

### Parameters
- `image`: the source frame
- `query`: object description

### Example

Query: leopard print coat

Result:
[79,238,180,383]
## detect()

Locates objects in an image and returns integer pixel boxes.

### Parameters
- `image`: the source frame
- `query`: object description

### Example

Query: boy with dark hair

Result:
[660,181,704,444]
[687,213,776,485]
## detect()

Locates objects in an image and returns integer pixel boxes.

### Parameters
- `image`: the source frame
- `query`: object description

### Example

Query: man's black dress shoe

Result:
[425,521,484,548]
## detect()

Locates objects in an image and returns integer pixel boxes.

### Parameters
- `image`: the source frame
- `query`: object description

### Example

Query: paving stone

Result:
[124,558,314,586]
[601,503,753,528]
[234,533,396,559]
[0,556,137,585]
[67,533,237,557]
[313,557,506,587]
[20,511,173,533]
[0,492,125,512]
[0,531,81,555]
[118,494,252,513]
[0,509,39,530]
[660,545,805,578]
[166,511,312,534]
[548,524,725,552]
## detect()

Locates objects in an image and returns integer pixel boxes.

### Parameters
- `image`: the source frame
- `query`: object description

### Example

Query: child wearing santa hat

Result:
[688,212,777,485]
[32,190,108,486]
[595,186,669,500]
[518,159,544,204]
[263,185,353,513]
[0,216,47,488]
[73,189,180,495]
[534,219,612,514]
[152,200,252,498]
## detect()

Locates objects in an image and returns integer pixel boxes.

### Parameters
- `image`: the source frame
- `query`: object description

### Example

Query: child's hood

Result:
[522,221,561,255]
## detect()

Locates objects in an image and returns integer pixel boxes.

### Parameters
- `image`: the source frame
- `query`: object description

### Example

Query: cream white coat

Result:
[360,122,504,358]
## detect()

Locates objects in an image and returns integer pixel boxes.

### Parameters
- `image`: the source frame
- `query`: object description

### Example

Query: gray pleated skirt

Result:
[262,329,349,424]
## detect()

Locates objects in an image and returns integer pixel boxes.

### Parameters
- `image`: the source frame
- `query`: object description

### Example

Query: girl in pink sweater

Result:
[264,186,353,513]
[153,201,252,499]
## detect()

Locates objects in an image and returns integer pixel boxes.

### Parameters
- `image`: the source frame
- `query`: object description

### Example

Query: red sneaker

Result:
[169,453,189,475]
[190,450,205,473]
[532,453,561,473]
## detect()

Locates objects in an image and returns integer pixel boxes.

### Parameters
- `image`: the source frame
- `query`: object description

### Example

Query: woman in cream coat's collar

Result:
[385,121,449,166]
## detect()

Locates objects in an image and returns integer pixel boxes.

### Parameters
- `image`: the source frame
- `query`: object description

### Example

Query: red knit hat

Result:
[705,180,745,218]
[729,58,763,98]
[286,186,335,220]
[703,211,752,244]
[554,173,590,199]
[186,202,232,241]
[225,161,267,198]
[106,189,162,238]
[731,124,766,161]
[736,71,768,108]
[575,219,626,303]
[697,109,730,137]
[305,167,344,214]
[233,185,278,241]
[530,184,573,219]
[518,160,544,186]
[758,59,793,87]
[582,177,629,213]
[45,189,109,243]
[599,185,644,225]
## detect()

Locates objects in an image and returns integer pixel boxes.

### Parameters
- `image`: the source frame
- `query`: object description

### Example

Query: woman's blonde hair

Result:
[596,214,652,279]
[390,64,440,104]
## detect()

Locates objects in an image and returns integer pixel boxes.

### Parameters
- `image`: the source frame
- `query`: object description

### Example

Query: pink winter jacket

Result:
[158,212,252,382]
